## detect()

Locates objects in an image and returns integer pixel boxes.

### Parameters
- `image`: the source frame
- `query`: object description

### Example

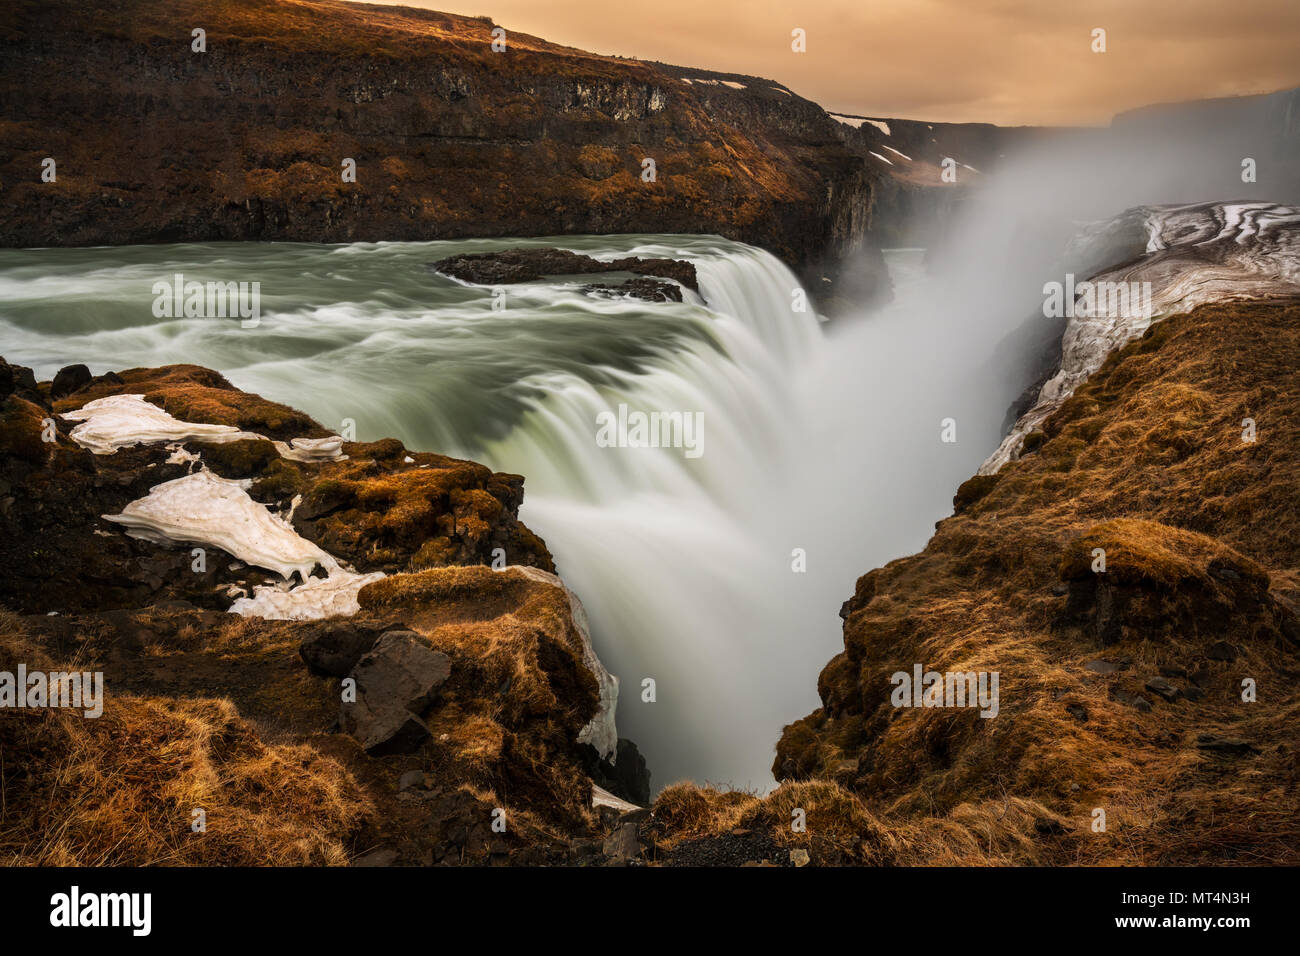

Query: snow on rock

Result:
[104,468,332,580]
[66,393,347,463]
[983,201,1300,474]
[104,467,385,620]
[591,784,641,812]
[230,565,386,621]
[882,145,912,161]
[829,114,891,135]
[64,394,253,454]
[869,151,894,166]
[829,113,867,129]
[512,564,619,762]
[274,436,348,462]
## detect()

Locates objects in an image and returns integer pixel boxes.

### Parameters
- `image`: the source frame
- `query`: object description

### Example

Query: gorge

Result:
[2,0,1299,869]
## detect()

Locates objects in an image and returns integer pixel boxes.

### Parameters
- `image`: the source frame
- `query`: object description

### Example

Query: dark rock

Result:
[340,630,451,755]
[299,622,384,677]
[1066,703,1089,721]
[1195,734,1259,755]
[431,248,699,292]
[1206,640,1239,661]
[579,277,683,302]
[1144,676,1180,701]
[398,770,425,792]
[580,737,651,806]
[602,822,642,862]
[50,364,92,399]
[569,839,603,862]
[1181,686,1206,701]
[619,807,652,827]
[1109,686,1153,711]
[353,847,399,867]
[1085,658,1127,674]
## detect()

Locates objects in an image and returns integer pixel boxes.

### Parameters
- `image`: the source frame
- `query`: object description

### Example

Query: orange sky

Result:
[366,0,1300,126]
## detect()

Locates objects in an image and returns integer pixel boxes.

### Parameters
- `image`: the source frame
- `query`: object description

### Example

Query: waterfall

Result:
[0,233,1027,792]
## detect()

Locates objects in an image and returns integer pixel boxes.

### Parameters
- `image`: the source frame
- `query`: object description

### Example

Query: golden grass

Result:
[764,298,1300,865]
[0,613,370,865]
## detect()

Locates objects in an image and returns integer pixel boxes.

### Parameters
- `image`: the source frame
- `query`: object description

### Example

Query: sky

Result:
[366,0,1300,126]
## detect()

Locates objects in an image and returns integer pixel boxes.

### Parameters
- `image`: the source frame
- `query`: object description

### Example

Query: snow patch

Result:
[983,201,1300,473]
[65,393,346,462]
[64,394,252,454]
[104,469,331,580]
[591,784,641,812]
[274,435,348,462]
[230,565,386,621]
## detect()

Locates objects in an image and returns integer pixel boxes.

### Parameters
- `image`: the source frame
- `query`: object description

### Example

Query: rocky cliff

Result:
[0,0,879,299]
[754,208,1300,866]
[0,358,647,865]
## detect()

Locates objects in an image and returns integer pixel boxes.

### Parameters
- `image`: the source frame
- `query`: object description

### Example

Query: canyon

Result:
[2,0,1299,869]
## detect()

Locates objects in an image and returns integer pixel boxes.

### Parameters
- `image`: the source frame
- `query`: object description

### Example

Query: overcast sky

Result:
[368,0,1300,126]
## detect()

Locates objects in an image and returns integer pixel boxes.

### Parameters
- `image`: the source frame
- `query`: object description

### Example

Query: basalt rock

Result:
[340,631,452,755]
[0,0,882,294]
[432,248,698,292]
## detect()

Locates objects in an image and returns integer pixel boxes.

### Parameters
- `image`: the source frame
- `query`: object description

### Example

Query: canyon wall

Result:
[0,0,878,297]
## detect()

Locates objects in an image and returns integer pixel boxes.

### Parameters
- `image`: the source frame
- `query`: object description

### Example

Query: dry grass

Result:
[0,612,370,865]
[766,298,1300,865]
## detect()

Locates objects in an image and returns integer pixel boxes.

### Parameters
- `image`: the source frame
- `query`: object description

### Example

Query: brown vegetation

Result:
[768,298,1300,865]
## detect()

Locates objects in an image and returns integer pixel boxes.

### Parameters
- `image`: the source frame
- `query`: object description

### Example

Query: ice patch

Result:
[591,784,641,812]
[64,394,253,454]
[65,393,346,462]
[229,565,385,621]
[103,469,331,580]
[983,201,1300,473]
[274,435,348,462]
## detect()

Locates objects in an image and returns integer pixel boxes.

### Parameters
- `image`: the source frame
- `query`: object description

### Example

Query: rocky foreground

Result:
[0,360,652,865]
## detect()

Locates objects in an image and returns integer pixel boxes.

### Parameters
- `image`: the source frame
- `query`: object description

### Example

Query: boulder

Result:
[1144,676,1180,702]
[340,630,451,755]
[602,821,641,862]
[50,364,92,399]
[300,622,385,677]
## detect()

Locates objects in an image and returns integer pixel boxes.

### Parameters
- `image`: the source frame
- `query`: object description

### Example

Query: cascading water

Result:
[0,233,1029,791]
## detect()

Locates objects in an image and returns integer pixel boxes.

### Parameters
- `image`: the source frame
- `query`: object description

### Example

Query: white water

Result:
[0,234,1037,791]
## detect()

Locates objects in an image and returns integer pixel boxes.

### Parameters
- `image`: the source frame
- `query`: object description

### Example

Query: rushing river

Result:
[0,235,1026,790]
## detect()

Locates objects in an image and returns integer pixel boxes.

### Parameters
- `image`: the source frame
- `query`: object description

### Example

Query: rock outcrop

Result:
[762,294,1300,866]
[0,357,641,865]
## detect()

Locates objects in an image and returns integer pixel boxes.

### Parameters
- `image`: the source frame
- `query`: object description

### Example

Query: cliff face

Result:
[763,294,1300,865]
[0,0,875,286]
